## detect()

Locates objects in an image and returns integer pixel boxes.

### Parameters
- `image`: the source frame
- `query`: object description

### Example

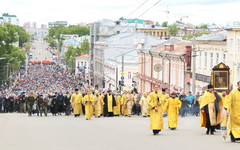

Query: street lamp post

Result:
[192,31,196,95]
[0,57,6,87]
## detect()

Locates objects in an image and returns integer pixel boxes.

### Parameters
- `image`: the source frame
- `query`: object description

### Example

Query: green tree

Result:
[25,42,31,52]
[199,24,208,29]
[182,31,209,40]
[183,34,193,40]
[155,21,160,27]
[47,38,55,47]
[47,25,90,51]
[168,24,178,36]
[0,23,26,85]
[161,21,168,27]
[14,25,29,47]
[79,38,90,54]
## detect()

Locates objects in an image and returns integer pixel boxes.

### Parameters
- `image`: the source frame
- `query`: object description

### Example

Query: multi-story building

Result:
[190,31,233,92]
[41,24,47,29]
[137,39,192,93]
[94,32,165,90]
[62,35,90,55]
[226,26,240,89]
[0,13,19,25]
[23,22,48,39]
[48,21,68,28]
[137,26,169,39]
[89,19,170,86]
[23,22,30,28]
[75,54,90,84]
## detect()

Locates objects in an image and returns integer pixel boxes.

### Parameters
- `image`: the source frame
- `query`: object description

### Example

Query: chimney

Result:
[164,44,174,51]
[115,21,121,25]
[185,45,191,52]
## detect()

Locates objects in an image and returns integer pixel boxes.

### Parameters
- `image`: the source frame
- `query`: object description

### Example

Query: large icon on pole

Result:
[211,62,230,90]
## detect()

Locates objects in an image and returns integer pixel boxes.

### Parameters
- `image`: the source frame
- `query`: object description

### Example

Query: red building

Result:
[137,40,192,93]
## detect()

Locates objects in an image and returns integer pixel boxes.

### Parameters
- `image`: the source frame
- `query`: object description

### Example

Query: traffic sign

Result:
[121,76,124,80]
[121,81,124,84]
[121,72,124,76]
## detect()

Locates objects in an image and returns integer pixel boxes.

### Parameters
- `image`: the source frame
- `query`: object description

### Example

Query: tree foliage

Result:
[196,24,208,29]
[64,38,90,73]
[168,24,178,36]
[48,25,90,40]
[155,21,160,27]
[161,21,168,27]
[25,42,31,51]
[14,25,29,47]
[47,25,90,51]
[0,23,26,84]
[182,31,209,40]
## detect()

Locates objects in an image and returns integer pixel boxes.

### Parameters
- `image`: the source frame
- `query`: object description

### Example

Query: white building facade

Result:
[94,32,165,91]
[75,54,90,83]
[0,13,19,25]
[191,31,233,92]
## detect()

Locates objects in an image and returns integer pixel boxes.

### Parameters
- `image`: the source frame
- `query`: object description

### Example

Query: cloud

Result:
[0,0,239,26]
[161,0,239,6]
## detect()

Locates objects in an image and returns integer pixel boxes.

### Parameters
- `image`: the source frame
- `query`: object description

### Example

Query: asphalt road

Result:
[0,113,239,150]
[30,40,53,61]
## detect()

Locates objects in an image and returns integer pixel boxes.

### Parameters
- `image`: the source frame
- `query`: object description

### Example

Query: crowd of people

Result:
[0,62,240,142]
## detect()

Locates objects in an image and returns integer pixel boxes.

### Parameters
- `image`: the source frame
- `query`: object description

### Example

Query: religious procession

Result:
[0,60,240,143]
[1,81,240,142]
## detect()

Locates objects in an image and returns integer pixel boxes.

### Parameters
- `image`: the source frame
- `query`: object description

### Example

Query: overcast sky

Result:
[0,0,240,27]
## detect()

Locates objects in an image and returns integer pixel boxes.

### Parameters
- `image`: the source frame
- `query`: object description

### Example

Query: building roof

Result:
[97,32,166,64]
[225,25,240,30]
[119,17,144,24]
[2,13,16,17]
[137,26,168,30]
[194,30,227,41]
[76,54,89,59]
[151,40,192,56]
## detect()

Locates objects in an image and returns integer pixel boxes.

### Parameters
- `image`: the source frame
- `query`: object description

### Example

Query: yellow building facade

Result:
[137,27,169,39]
[226,27,240,89]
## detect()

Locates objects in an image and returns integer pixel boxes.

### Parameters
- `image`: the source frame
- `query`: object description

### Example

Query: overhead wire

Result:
[126,0,150,18]
[119,0,163,32]
[102,0,151,36]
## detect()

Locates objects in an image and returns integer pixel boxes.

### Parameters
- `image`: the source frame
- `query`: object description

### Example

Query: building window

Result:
[204,52,207,68]
[210,53,213,68]
[164,32,167,37]
[150,31,152,35]
[179,69,184,88]
[230,39,234,54]
[128,72,131,80]
[237,69,240,83]
[238,38,240,54]
[223,54,226,64]
[157,32,159,37]
[198,51,201,68]
[161,32,163,37]
[165,63,169,82]
[216,53,219,64]
[153,31,155,36]
[81,62,83,66]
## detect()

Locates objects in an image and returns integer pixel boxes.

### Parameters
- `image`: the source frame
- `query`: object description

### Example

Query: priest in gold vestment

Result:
[148,85,164,135]
[200,84,221,135]
[103,90,116,117]
[225,81,240,142]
